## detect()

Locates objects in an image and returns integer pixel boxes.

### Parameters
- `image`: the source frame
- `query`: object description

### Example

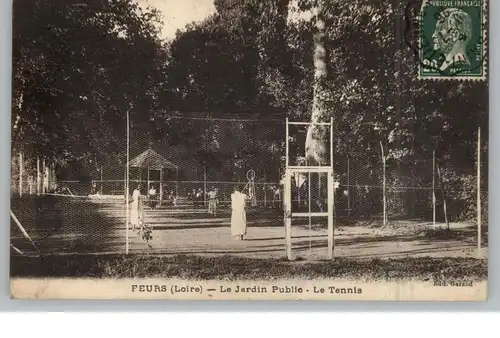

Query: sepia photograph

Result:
[10,0,488,300]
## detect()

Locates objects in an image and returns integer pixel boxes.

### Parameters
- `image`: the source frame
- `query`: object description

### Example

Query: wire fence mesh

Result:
[10,120,487,256]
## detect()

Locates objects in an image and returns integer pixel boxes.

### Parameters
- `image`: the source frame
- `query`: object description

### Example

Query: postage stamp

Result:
[419,0,487,80]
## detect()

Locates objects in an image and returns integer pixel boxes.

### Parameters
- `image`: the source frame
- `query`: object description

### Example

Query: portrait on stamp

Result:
[419,0,486,79]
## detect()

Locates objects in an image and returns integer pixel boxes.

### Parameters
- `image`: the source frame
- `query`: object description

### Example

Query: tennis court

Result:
[10,194,486,260]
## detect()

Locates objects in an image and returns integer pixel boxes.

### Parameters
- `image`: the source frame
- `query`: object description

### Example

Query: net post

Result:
[285,117,292,260]
[204,165,207,207]
[159,168,163,206]
[19,152,23,197]
[36,157,40,195]
[286,118,289,167]
[297,173,301,205]
[380,141,387,226]
[264,182,267,207]
[147,168,150,192]
[330,117,334,255]
[477,127,481,255]
[100,165,103,194]
[432,150,436,226]
[284,169,292,260]
[264,171,267,207]
[347,155,350,217]
[175,169,179,200]
[43,158,46,193]
[330,117,333,168]
[308,169,312,254]
[327,169,334,260]
[125,110,130,255]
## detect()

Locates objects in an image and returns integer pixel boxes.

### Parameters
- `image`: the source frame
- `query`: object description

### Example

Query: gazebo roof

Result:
[128,149,178,170]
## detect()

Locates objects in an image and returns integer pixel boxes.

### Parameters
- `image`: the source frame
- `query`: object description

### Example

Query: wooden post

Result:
[147,168,150,191]
[308,171,312,254]
[328,118,334,259]
[203,165,207,207]
[42,158,46,193]
[380,142,387,226]
[347,156,350,217]
[100,165,103,194]
[175,169,179,199]
[284,169,292,260]
[327,170,334,260]
[125,110,130,255]
[279,168,282,206]
[317,170,321,210]
[124,167,127,199]
[286,118,289,167]
[436,163,449,230]
[330,118,333,168]
[432,150,436,226]
[36,157,40,195]
[477,127,481,253]
[18,153,23,197]
[297,174,301,206]
[264,172,267,207]
[159,168,163,206]
[264,183,267,207]
[50,163,54,192]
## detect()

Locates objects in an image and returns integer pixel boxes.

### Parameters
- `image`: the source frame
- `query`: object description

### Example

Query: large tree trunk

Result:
[304,1,329,211]
[305,2,329,166]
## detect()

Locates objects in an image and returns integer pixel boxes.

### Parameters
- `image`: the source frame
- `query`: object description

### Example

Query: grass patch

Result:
[11,254,487,282]
[422,227,488,244]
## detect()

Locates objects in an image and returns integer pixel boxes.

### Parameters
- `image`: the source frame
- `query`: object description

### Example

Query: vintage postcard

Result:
[10,0,488,300]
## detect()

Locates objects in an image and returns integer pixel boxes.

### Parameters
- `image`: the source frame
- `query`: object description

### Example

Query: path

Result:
[11,198,487,259]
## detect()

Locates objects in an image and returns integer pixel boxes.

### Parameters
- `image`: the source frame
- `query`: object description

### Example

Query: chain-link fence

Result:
[10,119,487,256]
[332,156,487,227]
[50,179,283,207]
[334,158,436,223]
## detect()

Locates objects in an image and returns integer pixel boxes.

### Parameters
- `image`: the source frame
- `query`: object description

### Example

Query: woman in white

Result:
[231,185,248,240]
[130,184,144,231]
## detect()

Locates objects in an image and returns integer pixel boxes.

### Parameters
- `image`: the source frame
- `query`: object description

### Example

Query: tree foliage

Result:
[13,0,167,170]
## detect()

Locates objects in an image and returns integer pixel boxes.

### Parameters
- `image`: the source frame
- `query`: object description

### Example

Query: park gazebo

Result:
[128,148,179,205]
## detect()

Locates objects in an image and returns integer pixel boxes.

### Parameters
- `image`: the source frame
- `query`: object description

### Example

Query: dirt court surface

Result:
[10,197,488,260]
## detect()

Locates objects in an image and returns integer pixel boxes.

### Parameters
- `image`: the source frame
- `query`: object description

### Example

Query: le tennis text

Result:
[312,286,363,294]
